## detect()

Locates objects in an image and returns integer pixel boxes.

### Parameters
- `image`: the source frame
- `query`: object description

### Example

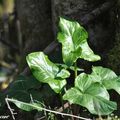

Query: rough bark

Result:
[107,1,120,74]
[15,0,117,56]
[15,0,54,69]
[15,1,54,54]
[106,5,120,111]
[53,0,117,54]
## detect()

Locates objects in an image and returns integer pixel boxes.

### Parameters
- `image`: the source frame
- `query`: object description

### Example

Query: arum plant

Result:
[7,17,120,119]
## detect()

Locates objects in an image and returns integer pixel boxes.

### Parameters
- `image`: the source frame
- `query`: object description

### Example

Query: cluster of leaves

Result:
[7,17,120,117]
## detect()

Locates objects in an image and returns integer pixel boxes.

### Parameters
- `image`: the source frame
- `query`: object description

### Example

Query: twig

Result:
[5,97,17,120]
[6,98,91,120]
[56,100,74,120]
[38,105,90,120]
[57,102,69,112]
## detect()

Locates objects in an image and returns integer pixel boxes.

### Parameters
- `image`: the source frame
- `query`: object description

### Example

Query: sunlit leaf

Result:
[103,77,120,94]
[57,17,100,66]
[26,52,70,93]
[91,66,120,94]
[91,66,117,82]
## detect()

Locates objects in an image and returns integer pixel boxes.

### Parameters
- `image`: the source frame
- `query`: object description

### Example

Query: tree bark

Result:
[107,1,120,74]
[16,0,54,52]
[53,0,117,54]
[15,0,54,69]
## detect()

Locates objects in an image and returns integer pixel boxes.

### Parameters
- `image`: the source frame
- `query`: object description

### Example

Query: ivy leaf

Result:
[80,42,100,61]
[103,77,120,94]
[26,52,70,93]
[7,98,43,112]
[91,66,120,94]
[63,73,117,115]
[91,66,117,82]
[57,17,100,66]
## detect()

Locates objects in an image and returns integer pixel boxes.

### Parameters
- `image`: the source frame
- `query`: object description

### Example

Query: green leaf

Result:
[80,42,100,61]
[57,17,100,66]
[26,52,70,93]
[7,98,43,112]
[91,66,120,94]
[63,73,117,115]
[91,66,117,82]
[103,77,120,94]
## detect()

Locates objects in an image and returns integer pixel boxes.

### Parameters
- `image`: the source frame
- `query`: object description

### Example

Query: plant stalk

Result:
[74,62,77,78]
[74,62,80,120]
[59,92,64,111]
[64,88,74,120]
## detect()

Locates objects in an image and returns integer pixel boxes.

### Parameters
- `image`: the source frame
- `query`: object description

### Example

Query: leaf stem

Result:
[64,88,74,120]
[74,62,81,120]
[74,62,77,79]
[59,92,64,111]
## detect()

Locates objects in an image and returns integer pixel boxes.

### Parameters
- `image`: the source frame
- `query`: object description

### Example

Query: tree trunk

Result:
[15,0,54,69]
[16,0,54,53]
[53,0,117,54]
[107,1,120,74]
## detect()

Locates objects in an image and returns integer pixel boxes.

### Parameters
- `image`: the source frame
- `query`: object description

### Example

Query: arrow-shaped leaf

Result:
[57,17,100,66]
[103,77,120,94]
[91,66,120,94]
[26,52,70,93]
